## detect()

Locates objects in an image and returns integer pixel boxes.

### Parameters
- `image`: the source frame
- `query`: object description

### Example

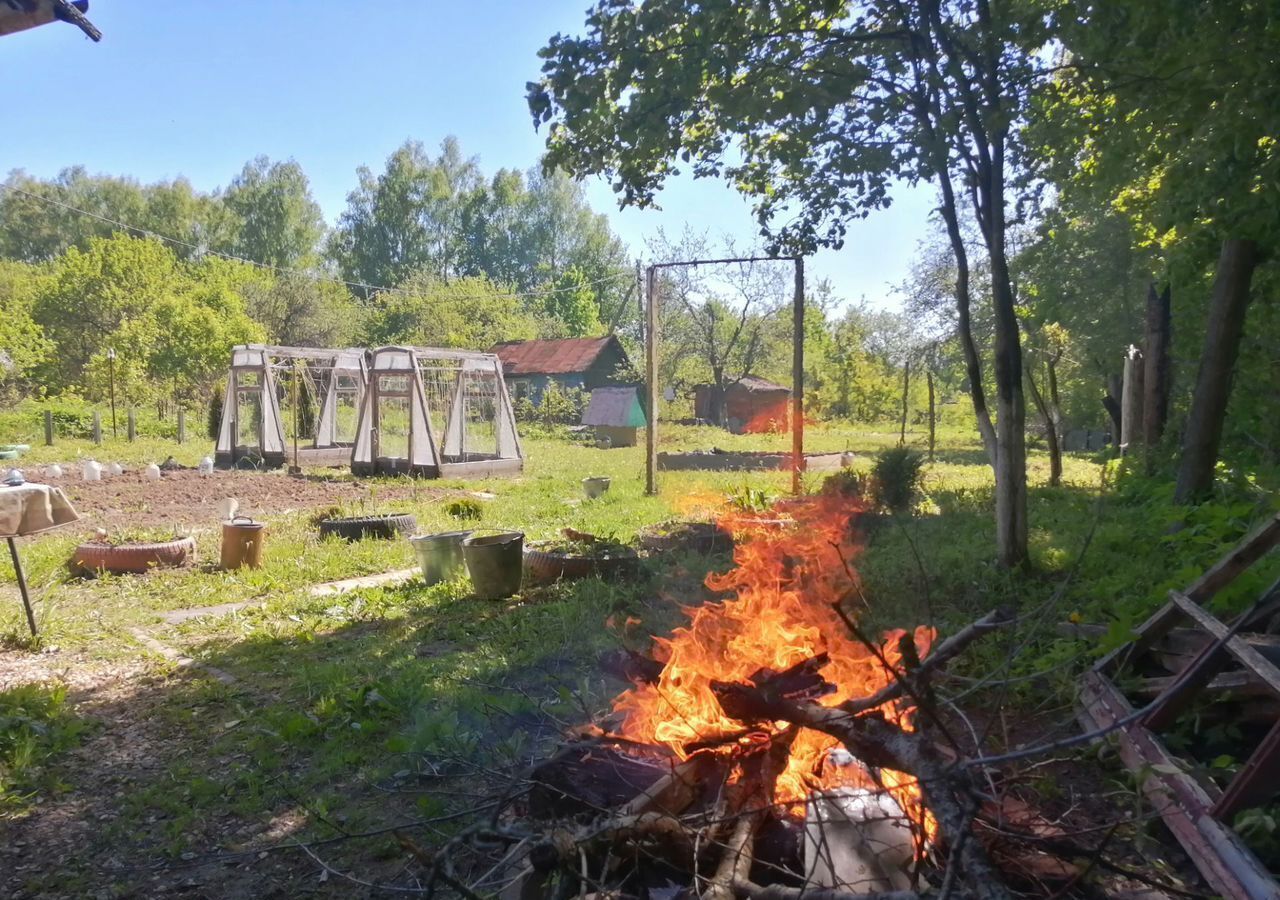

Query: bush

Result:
[871,447,925,512]
[512,383,587,427]
[207,389,223,441]
[444,498,484,521]
[822,468,869,500]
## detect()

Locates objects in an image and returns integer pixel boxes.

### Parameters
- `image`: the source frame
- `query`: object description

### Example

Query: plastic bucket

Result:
[220,516,265,570]
[410,531,472,585]
[462,531,524,600]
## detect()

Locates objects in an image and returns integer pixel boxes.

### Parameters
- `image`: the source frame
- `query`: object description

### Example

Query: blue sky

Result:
[1,1,933,308]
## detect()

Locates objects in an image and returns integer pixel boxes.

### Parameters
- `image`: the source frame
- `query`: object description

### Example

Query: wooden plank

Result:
[1168,591,1280,694]
[1079,672,1277,900]
[1186,514,1280,604]
[1094,599,1184,675]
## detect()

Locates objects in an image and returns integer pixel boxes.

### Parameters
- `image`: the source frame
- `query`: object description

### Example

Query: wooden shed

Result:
[489,336,632,406]
[694,375,790,434]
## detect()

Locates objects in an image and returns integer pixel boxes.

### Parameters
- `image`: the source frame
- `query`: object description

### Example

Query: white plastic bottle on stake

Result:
[198,456,214,476]
[144,463,161,481]
[82,459,102,482]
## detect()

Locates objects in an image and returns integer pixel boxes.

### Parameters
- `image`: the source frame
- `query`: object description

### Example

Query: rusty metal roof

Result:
[489,336,622,376]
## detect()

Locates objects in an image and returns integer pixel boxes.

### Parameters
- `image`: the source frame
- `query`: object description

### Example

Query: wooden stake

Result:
[646,265,659,496]
[43,410,53,447]
[792,257,804,495]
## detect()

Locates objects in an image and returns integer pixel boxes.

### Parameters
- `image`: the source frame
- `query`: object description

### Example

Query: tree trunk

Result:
[1026,366,1061,487]
[1120,344,1144,454]
[1175,238,1259,503]
[927,370,936,462]
[1143,282,1172,446]
[899,359,910,446]
[1103,373,1122,437]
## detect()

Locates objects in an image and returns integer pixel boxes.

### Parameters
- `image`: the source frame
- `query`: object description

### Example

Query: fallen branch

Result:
[839,606,1015,716]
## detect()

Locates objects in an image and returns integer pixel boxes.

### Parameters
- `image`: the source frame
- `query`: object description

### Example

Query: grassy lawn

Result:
[1,420,1277,894]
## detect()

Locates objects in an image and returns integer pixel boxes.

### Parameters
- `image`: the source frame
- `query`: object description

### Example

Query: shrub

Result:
[871,447,925,512]
[207,389,223,441]
[822,468,869,500]
[444,498,484,521]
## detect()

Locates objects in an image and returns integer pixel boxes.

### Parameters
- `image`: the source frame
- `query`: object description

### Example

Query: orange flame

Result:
[612,491,934,838]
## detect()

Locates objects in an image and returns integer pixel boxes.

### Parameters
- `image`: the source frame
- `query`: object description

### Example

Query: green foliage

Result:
[821,467,869,501]
[727,484,774,514]
[1,682,86,809]
[362,273,538,350]
[443,498,484,521]
[219,156,326,269]
[513,382,587,427]
[871,447,925,512]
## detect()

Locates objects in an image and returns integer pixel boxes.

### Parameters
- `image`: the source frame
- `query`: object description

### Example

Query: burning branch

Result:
[710,612,1017,900]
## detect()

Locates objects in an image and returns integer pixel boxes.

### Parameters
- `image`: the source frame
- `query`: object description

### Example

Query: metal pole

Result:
[645,265,659,496]
[177,408,185,444]
[7,537,37,637]
[792,257,805,495]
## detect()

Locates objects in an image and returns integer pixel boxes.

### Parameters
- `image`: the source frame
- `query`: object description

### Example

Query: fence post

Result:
[177,408,185,444]
[92,411,102,445]
[127,409,136,442]
[44,410,54,446]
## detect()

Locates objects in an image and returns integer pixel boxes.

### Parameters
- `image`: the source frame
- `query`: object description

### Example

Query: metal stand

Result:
[7,536,38,637]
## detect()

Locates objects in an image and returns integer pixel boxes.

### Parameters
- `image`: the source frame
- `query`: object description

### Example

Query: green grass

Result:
[2,418,1278,892]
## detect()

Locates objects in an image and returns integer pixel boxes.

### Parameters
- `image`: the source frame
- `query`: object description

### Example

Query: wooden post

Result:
[43,410,54,447]
[927,370,936,462]
[177,408,186,444]
[1120,345,1143,454]
[898,358,910,447]
[645,265,659,496]
[792,257,804,495]
[127,408,136,442]
[92,411,102,445]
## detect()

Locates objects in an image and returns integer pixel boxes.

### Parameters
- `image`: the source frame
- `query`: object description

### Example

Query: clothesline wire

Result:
[0,184,631,303]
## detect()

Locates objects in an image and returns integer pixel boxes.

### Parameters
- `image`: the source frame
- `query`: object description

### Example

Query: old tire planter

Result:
[523,542,639,586]
[462,531,524,600]
[71,536,197,576]
[638,521,733,555]
[318,513,417,541]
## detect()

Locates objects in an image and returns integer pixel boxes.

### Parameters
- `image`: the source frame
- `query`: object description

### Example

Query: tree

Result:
[0,260,52,399]
[538,267,604,337]
[30,234,263,403]
[361,273,539,350]
[530,1,1046,566]
[0,167,227,262]
[327,138,481,294]
[1040,2,1280,501]
[647,232,790,426]
[219,157,326,269]
[239,274,360,348]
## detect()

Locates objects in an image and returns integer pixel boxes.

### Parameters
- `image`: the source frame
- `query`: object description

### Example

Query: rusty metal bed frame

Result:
[1078,514,1280,899]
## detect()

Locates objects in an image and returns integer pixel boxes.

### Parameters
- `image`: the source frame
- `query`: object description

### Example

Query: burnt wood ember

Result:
[599,648,666,685]
[528,743,676,819]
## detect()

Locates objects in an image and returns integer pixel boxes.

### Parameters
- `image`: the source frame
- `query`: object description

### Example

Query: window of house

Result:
[511,380,531,402]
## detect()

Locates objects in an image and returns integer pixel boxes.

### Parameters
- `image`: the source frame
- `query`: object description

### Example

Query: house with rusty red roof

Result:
[488,336,634,405]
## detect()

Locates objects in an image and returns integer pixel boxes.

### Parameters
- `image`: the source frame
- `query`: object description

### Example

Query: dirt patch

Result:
[42,468,447,532]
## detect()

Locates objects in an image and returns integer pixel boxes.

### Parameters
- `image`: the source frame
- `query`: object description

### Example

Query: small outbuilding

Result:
[581,386,647,448]
[490,336,632,405]
[693,375,791,434]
